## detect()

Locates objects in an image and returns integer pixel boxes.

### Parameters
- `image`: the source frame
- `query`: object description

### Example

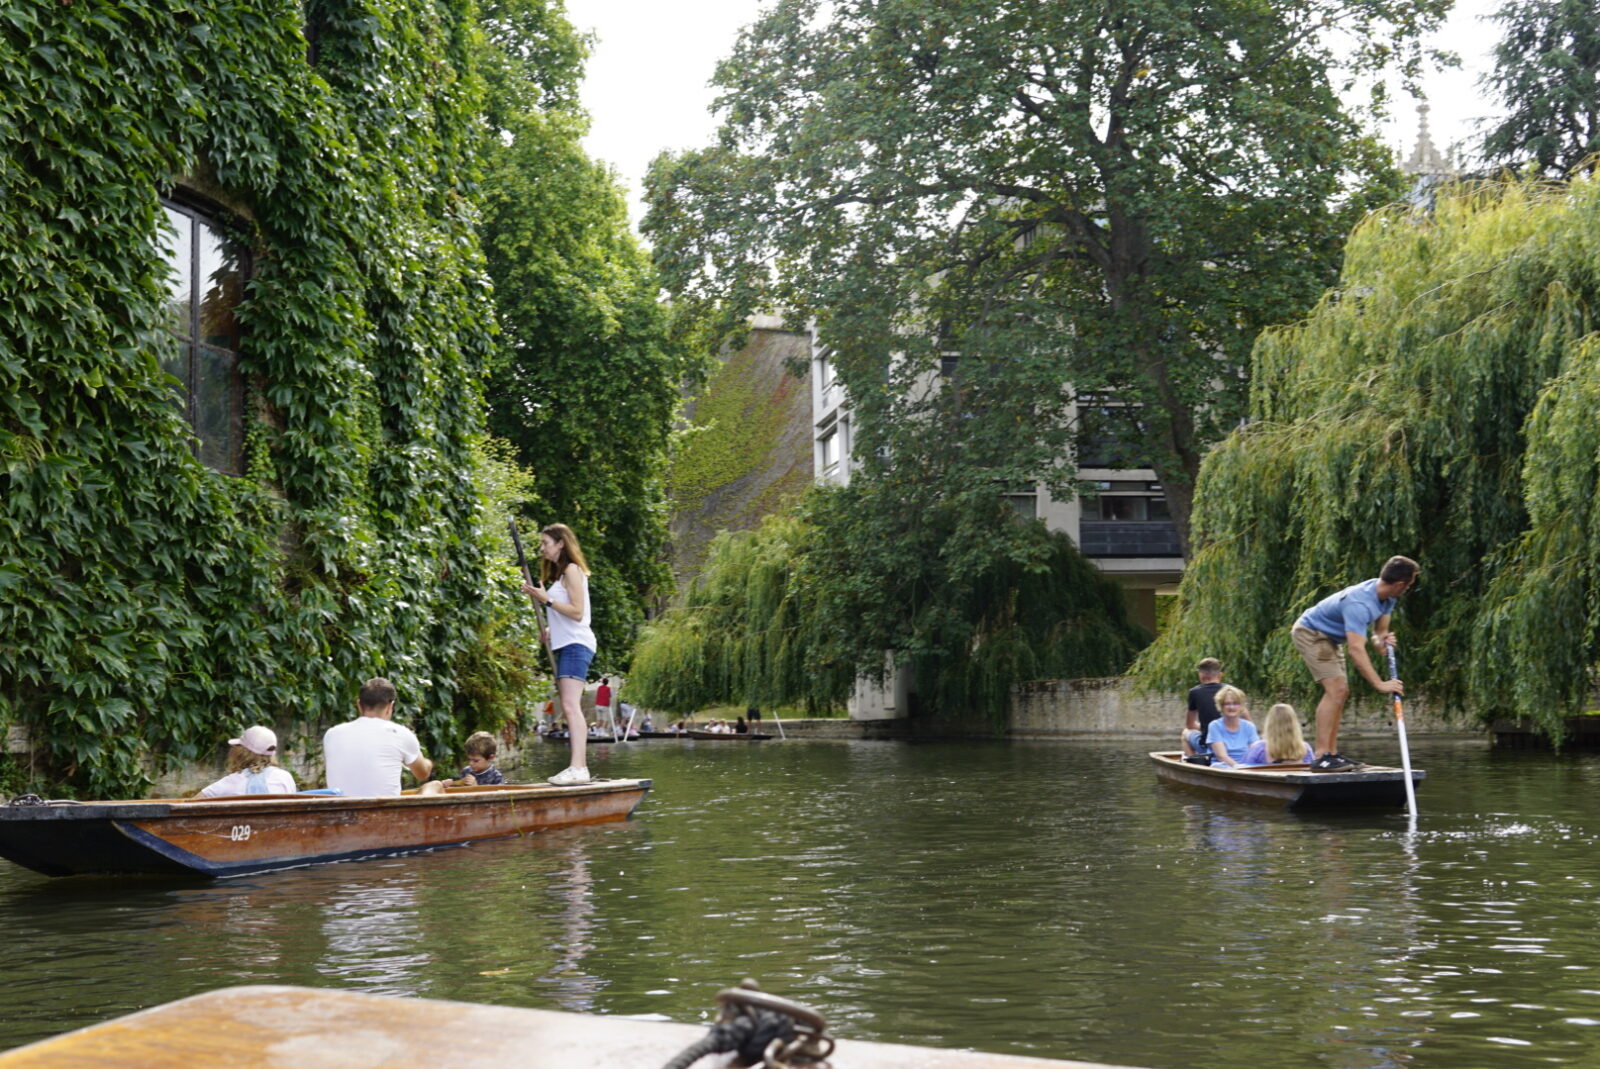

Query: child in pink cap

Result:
[196,726,299,797]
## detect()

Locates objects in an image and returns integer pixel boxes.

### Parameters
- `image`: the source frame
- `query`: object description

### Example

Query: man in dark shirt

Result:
[1181,658,1227,758]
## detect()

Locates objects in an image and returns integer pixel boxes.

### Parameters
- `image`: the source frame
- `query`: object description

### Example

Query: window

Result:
[158,198,247,474]
[820,429,840,473]
[1076,403,1151,470]
[1004,492,1038,520]
[818,348,837,388]
[1093,495,1169,522]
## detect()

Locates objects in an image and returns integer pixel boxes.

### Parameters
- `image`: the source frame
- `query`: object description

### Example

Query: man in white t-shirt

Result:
[323,677,437,796]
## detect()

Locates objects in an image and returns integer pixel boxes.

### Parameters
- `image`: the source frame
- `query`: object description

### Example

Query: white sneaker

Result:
[548,766,592,786]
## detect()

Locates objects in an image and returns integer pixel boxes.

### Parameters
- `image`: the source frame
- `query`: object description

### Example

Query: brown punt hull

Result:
[1149,752,1423,809]
[685,731,773,741]
[0,779,651,879]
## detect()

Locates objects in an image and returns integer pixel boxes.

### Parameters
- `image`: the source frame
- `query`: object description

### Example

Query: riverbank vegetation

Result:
[1136,173,1600,739]
[628,495,1146,723]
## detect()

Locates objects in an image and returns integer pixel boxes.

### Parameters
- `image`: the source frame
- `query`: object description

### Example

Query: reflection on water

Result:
[535,835,604,1011]
[3,739,1600,1068]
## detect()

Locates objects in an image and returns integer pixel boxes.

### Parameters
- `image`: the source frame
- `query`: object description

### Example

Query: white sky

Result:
[564,0,1505,232]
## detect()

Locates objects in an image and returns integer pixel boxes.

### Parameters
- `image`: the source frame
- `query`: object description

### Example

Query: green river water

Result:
[2,737,1598,1068]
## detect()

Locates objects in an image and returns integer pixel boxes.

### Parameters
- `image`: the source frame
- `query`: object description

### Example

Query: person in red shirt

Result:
[595,677,613,735]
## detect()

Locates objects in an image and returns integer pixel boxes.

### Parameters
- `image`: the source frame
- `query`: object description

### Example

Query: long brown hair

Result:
[539,523,591,584]
[225,744,274,774]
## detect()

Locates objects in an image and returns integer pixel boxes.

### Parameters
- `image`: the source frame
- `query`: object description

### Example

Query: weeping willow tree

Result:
[626,515,852,716]
[630,488,1148,721]
[1135,174,1600,737]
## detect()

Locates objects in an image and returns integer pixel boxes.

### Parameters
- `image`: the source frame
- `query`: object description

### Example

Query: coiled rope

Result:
[660,980,834,1069]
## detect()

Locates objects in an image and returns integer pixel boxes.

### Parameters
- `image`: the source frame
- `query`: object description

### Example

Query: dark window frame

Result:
[160,194,249,476]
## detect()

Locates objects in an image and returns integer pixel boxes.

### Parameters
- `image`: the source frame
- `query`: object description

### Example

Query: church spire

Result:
[1401,103,1457,178]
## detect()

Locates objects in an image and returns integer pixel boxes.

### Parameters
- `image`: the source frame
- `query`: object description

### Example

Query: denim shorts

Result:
[553,643,595,681]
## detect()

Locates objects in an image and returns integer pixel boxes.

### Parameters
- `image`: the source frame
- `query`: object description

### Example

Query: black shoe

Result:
[1182,753,1212,765]
[1309,752,1361,772]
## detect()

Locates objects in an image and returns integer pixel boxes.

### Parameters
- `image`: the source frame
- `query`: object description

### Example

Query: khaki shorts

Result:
[1292,626,1346,682]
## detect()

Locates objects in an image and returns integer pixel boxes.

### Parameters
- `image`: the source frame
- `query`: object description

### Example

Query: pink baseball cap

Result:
[230,725,278,756]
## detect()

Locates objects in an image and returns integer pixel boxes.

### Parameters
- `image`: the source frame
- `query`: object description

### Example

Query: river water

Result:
[2,738,1598,1068]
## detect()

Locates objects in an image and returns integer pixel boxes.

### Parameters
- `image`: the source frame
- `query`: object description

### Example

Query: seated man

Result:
[324,677,437,796]
[1181,657,1225,758]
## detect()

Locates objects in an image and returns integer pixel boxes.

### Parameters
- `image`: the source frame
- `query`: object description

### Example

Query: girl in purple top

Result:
[1243,703,1315,766]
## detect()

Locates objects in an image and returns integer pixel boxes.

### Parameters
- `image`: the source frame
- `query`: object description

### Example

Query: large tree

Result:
[1480,0,1600,176]
[478,0,697,669]
[644,0,1446,556]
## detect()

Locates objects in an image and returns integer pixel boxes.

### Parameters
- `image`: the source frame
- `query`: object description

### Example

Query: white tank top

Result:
[548,568,596,651]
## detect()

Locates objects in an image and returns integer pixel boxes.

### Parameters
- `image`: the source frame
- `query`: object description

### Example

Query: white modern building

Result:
[810,335,1183,627]
[809,331,1183,720]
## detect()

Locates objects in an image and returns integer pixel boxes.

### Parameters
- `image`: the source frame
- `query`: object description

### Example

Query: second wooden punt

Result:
[542,730,617,743]
[0,778,650,879]
[685,730,773,741]
[1149,752,1423,809]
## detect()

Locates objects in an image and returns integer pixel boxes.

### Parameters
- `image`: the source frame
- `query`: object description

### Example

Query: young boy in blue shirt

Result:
[441,731,505,787]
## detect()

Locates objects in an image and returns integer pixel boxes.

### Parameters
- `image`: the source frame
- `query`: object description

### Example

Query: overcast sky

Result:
[563,0,1506,231]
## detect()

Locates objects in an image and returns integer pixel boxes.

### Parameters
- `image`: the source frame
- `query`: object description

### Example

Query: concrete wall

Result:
[1009,677,1476,739]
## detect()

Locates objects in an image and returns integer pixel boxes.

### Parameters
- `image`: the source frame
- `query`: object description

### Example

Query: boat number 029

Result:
[229,824,252,841]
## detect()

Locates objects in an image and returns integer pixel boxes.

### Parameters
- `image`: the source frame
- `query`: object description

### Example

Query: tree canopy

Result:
[1480,0,1600,176]
[1134,174,1600,739]
[644,0,1447,554]
[478,0,697,671]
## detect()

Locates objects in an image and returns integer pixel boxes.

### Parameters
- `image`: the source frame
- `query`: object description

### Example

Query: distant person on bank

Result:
[1182,657,1249,757]
[1290,555,1419,772]
[1205,686,1260,768]
[197,726,298,797]
[1242,704,1315,766]
[595,677,613,734]
[324,677,440,796]
[522,523,598,786]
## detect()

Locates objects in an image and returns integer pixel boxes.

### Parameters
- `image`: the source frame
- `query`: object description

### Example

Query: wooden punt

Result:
[686,730,773,741]
[0,779,651,879]
[542,731,616,743]
[1148,752,1423,809]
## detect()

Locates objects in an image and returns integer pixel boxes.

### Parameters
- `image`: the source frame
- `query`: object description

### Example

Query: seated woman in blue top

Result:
[1204,686,1260,768]
[1243,703,1316,766]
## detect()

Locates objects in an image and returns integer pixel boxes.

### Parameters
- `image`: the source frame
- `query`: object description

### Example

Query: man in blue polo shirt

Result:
[1291,556,1420,772]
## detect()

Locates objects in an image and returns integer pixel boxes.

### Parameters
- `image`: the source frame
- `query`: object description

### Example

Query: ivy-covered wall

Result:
[666,327,814,586]
[1,0,498,793]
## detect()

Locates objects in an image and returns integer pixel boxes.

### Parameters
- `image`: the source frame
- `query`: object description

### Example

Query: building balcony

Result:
[1079,521,1182,559]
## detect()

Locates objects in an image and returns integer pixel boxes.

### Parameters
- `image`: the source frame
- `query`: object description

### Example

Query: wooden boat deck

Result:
[0,985,1138,1068]
[1148,752,1424,809]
